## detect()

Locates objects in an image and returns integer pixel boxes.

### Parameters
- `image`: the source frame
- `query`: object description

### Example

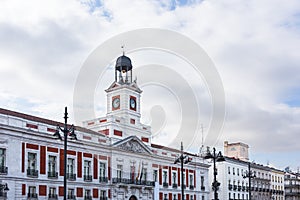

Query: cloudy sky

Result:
[0,0,300,171]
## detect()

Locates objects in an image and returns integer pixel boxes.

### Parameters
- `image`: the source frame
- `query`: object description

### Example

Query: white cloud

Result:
[0,0,300,170]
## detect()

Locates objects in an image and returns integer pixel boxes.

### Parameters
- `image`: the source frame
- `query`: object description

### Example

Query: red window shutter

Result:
[40,146,46,174]
[177,168,180,186]
[186,169,189,187]
[76,188,83,197]
[93,188,98,198]
[178,194,181,200]
[169,193,173,200]
[194,194,196,200]
[22,184,26,195]
[159,168,162,185]
[77,152,82,178]
[22,143,25,173]
[186,194,189,200]
[159,192,163,200]
[108,189,111,198]
[194,170,196,187]
[59,149,64,176]
[39,185,47,196]
[168,167,172,186]
[108,157,111,180]
[59,187,64,196]
[94,154,98,179]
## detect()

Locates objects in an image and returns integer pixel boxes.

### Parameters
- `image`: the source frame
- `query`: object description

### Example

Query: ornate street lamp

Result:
[0,183,9,198]
[243,162,256,200]
[204,147,225,200]
[53,107,77,200]
[174,142,192,200]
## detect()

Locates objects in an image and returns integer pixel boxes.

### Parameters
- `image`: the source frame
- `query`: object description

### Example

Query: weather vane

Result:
[121,45,125,55]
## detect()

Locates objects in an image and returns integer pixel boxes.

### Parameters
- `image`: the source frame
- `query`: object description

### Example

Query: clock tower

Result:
[83,54,151,144]
[105,54,142,123]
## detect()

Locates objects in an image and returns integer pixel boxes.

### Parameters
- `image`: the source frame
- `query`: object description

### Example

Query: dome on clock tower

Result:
[115,55,132,72]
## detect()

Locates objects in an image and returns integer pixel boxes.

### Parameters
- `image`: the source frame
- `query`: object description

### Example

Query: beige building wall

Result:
[224,141,249,161]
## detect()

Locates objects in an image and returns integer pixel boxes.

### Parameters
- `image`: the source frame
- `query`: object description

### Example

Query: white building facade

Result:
[0,55,210,200]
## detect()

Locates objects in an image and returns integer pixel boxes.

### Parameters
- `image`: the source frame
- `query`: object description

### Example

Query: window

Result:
[84,160,92,181]
[189,174,193,186]
[228,166,230,174]
[85,189,91,199]
[117,165,122,179]
[173,194,177,200]
[183,172,186,186]
[100,190,106,198]
[237,168,239,176]
[164,194,167,200]
[191,195,194,200]
[130,166,135,181]
[141,168,147,181]
[153,170,158,182]
[201,176,205,188]
[202,195,205,200]
[49,187,57,199]
[0,148,6,173]
[67,158,75,180]
[67,188,75,199]
[28,186,37,198]
[163,171,167,183]
[48,155,57,178]
[99,162,106,181]
[173,172,177,184]
[27,152,38,177]
[233,167,235,175]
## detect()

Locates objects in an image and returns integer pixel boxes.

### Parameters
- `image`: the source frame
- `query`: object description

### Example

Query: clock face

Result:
[112,97,120,109]
[129,96,136,110]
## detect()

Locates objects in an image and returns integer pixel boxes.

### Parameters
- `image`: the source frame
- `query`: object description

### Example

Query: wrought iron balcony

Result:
[172,183,178,188]
[99,176,108,183]
[228,184,233,190]
[189,185,194,190]
[163,182,168,188]
[27,169,38,178]
[0,192,7,198]
[67,194,76,200]
[201,186,205,191]
[66,173,76,181]
[112,178,155,186]
[27,193,38,199]
[0,166,8,174]
[48,171,58,178]
[48,194,58,199]
[238,186,241,191]
[233,185,237,190]
[84,175,93,182]
[84,195,92,200]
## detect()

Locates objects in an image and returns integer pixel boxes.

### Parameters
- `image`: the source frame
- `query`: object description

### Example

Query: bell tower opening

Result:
[115,54,133,84]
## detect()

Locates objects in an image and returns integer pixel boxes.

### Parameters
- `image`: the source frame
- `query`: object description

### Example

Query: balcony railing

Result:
[163,182,168,188]
[66,173,76,181]
[112,178,155,186]
[238,186,241,191]
[27,169,38,178]
[27,193,38,199]
[233,185,237,190]
[0,192,7,198]
[0,166,8,174]
[84,175,93,182]
[84,195,92,200]
[172,183,178,188]
[67,194,76,200]
[48,194,58,199]
[99,176,108,183]
[99,197,108,200]
[183,184,186,189]
[201,186,205,191]
[48,171,58,178]
[228,184,233,190]
[189,185,194,190]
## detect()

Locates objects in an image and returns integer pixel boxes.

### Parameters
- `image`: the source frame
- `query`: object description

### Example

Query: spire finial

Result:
[121,45,125,56]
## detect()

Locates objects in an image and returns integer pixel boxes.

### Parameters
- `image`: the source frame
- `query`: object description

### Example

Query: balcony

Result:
[183,184,186,189]
[189,185,194,190]
[27,169,38,178]
[100,197,108,200]
[67,194,76,200]
[84,195,92,200]
[48,171,58,179]
[84,175,93,182]
[0,166,8,174]
[228,184,233,190]
[201,186,205,191]
[172,183,178,188]
[48,194,58,200]
[163,182,168,188]
[238,186,241,191]
[112,178,155,186]
[66,173,76,181]
[242,186,245,191]
[0,192,7,199]
[99,176,108,183]
[233,185,237,191]
[27,193,38,199]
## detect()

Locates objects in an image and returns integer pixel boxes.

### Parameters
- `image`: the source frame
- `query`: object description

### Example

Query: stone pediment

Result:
[113,136,152,155]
